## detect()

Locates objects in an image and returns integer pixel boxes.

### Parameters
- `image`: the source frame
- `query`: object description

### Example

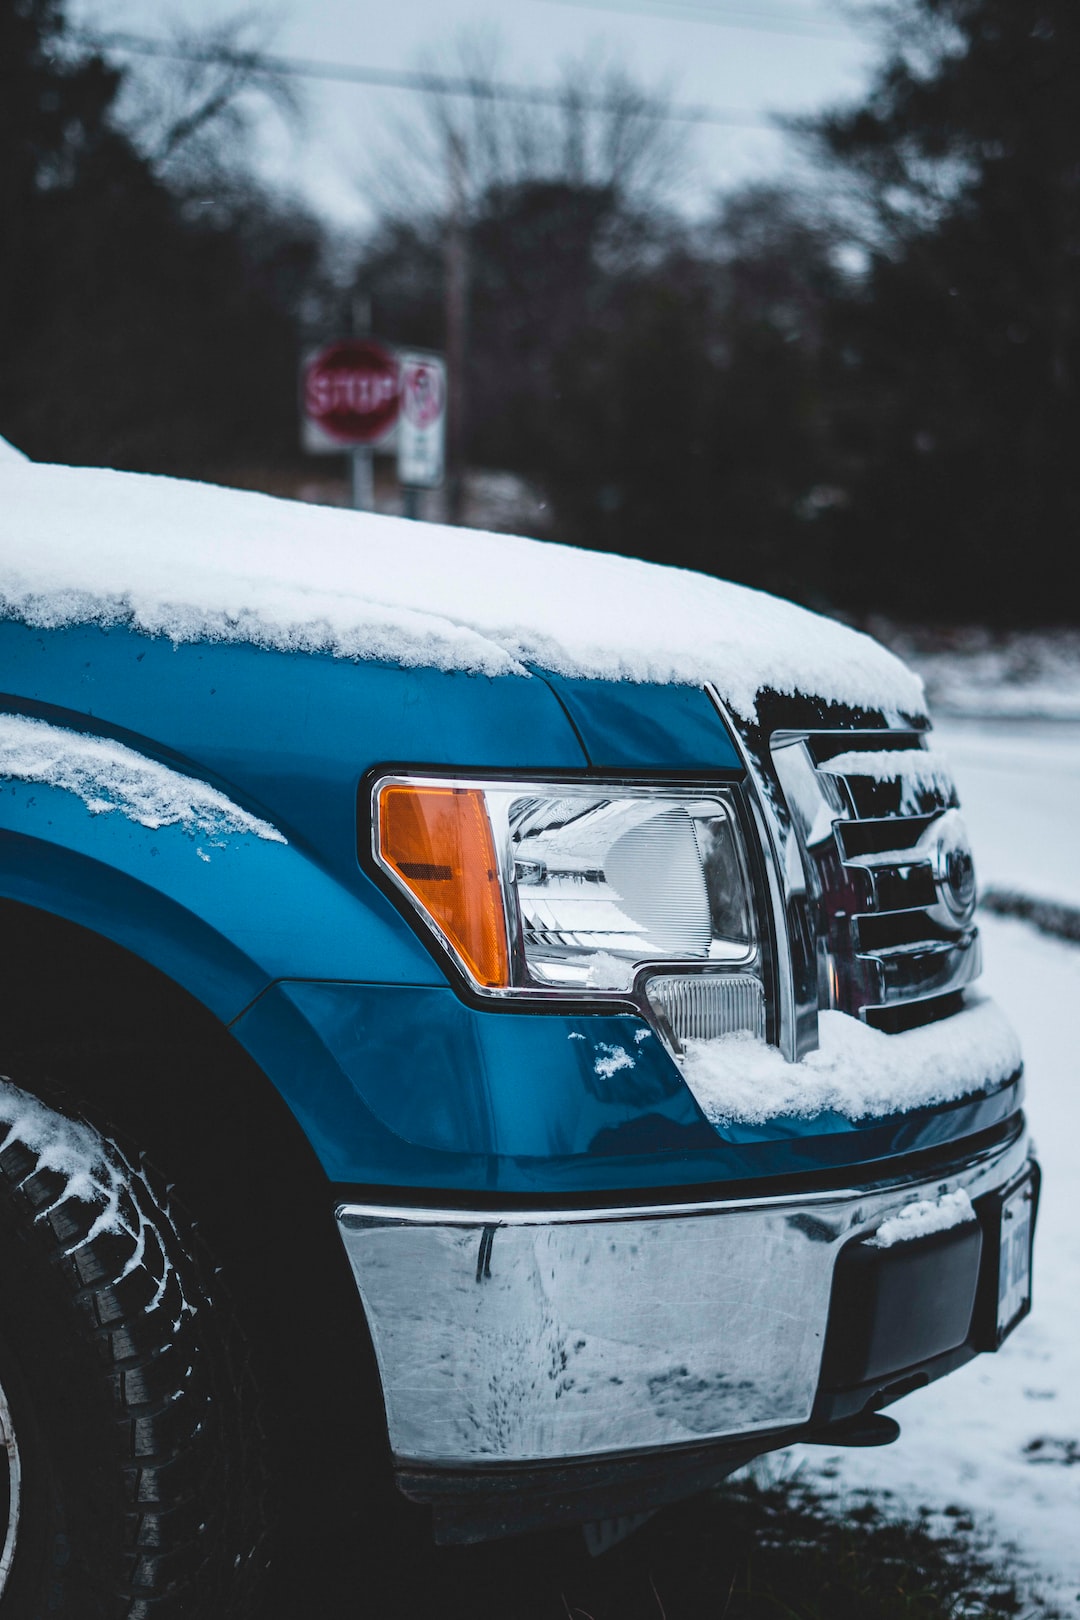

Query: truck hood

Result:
[0,459,925,726]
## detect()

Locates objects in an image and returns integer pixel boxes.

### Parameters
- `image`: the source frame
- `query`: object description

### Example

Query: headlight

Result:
[371,774,767,1049]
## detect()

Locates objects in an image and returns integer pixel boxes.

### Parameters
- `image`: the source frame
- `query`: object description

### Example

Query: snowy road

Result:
[795,718,1080,1612]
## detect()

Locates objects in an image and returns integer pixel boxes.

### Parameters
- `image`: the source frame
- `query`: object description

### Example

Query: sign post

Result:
[300,339,401,509]
[397,352,447,519]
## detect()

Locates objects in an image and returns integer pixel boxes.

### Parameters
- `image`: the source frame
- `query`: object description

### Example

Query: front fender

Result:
[0,769,443,1025]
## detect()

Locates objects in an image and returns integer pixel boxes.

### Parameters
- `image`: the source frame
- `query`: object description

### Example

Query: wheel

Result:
[0,1073,266,1618]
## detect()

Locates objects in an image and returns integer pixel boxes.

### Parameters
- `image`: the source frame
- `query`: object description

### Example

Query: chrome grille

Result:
[772,730,980,1029]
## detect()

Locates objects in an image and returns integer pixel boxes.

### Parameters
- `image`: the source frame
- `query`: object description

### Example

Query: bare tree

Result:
[362,30,692,227]
[360,31,691,521]
[90,11,301,199]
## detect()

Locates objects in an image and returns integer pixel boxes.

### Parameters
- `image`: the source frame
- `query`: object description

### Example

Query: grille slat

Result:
[862,863,939,915]
[852,907,958,953]
[822,772,957,821]
[836,814,938,861]
[858,933,981,1003]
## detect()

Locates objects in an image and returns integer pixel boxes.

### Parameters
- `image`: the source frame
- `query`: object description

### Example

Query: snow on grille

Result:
[680,995,1021,1126]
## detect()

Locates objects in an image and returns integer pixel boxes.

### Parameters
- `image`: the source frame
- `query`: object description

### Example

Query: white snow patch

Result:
[0,461,925,723]
[0,712,285,843]
[681,996,1020,1125]
[821,748,954,796]
[594,1043,635,1079]
[870,1188,976,1248]
[0,1078,118,1215]
[0,1078,195,1323]
[0,434,27,464]
[585,951,635,990]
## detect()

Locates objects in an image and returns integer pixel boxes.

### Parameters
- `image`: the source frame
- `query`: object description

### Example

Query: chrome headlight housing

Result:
[370,774,769,1051]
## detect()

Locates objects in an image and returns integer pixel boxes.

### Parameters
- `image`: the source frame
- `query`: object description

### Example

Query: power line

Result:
[536,0,855,40]
[76,30,774,130]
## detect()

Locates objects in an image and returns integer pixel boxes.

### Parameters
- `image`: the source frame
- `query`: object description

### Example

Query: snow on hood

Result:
[0,460,925,723]
[0,433,28,464]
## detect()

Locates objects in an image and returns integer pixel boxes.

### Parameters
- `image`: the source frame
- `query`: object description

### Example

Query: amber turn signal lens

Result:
[378,784,510,988]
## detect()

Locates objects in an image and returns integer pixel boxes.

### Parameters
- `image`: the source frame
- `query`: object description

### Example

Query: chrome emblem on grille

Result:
[930,810,977,926]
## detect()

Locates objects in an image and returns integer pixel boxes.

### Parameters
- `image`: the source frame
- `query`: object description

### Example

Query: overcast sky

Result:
[70,0,881,228]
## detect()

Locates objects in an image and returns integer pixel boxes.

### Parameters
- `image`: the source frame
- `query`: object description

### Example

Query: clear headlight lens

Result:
[497,790,752,988]
[373,776,764,1041]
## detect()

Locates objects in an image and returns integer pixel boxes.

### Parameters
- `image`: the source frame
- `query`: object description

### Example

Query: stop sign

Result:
[302,340,400,446]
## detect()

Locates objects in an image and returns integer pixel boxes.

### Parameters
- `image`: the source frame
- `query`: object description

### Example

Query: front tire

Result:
[0,1075,265,1618]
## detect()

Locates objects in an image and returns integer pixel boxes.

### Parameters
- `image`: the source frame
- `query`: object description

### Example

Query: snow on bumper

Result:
[336,1129,1029,1469]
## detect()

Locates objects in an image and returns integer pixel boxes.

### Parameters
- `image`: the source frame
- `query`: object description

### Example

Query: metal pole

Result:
[444,130,468,527]
[349,292,374,511]
[351,449,374,511]
[403,486,421,521]
[352,292,372,338]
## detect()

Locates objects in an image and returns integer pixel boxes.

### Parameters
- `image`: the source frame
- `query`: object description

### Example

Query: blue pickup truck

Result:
[0,437,1036,1617]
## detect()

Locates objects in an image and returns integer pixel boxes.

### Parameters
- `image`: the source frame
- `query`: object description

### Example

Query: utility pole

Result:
[444,129,468,527]
[349,292,375,510]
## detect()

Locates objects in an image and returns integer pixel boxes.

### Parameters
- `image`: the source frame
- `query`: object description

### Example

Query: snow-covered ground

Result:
[936,717,1080,911]
[885,626,1080,723]
[796,715,1080,1613]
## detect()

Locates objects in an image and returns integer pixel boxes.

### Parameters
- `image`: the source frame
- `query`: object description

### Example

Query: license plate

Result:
[997,1175,1034,1339]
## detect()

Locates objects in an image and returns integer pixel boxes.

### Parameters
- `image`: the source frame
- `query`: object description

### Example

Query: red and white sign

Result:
[301,340,401,452]
[398,352,447,489]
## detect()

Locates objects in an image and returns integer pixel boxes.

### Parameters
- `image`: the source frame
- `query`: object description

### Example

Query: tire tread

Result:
[0,1088,267,1617]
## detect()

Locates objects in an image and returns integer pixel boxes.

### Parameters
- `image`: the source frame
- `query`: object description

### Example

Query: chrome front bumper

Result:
[336,1130,1029,1470]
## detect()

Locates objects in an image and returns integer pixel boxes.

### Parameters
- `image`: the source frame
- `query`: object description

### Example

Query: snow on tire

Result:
[0,1076,266,1618]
